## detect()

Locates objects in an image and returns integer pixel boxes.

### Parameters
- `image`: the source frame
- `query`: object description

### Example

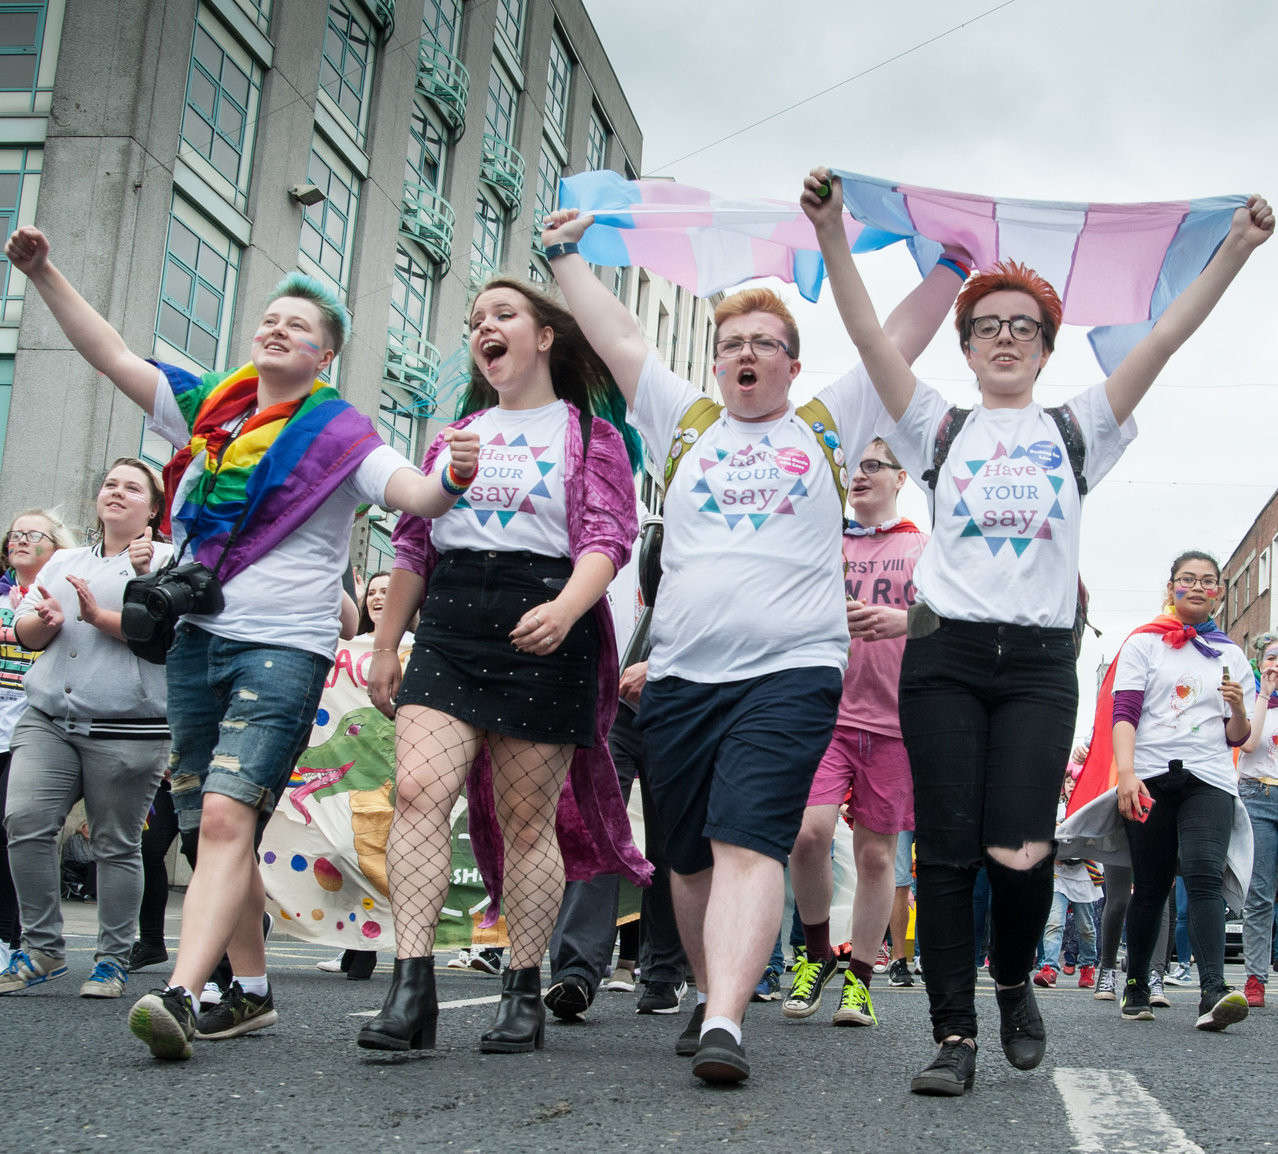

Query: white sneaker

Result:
[446,949,471,970]
[200,981,223,1009]
[316,954,344,974]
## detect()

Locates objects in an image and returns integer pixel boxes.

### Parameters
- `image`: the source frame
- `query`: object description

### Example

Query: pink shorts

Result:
[807,725,914,835]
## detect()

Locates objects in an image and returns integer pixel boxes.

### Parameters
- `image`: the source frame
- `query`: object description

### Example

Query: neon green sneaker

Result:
[782,953,839,1019]
[832,973,877,1026]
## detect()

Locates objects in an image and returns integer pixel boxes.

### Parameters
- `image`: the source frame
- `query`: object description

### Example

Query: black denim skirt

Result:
[396,549,597,747]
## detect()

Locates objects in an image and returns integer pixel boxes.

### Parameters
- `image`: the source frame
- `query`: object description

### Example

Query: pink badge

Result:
[775,448,811,476]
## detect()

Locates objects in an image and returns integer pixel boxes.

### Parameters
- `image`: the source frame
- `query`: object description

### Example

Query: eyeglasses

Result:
[1173,574,1220,591]
[6,530,53,545]
[856,458,900,475]
[713,337,792,359]
[970,315,1043,342]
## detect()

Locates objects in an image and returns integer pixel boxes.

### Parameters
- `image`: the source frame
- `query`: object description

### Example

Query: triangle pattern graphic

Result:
[700,496,721,513]
[960,520,984,538]
[537,460,555,476]
[527,480,551,499]
[496,511,518,527]
[774,498,796,516]
[748,514,769,530]
[1047,500,1063,520]
[473,509,494,526]
[955,477,972,493]
[691,477,712,494]
[1010,536,1034,556]
[723,514,745,529]
[952,499,970,518]
[517,497,537,513]
[983,536,1007,555]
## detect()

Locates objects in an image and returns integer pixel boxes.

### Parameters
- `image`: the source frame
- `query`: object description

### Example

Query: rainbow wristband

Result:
[439,463,473,497]
[937,255,972,280]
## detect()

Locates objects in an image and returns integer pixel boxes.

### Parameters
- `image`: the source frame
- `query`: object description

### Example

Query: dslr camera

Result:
[121,561,225,664]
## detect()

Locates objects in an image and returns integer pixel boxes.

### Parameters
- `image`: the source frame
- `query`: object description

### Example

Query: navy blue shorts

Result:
[637,667,842,873]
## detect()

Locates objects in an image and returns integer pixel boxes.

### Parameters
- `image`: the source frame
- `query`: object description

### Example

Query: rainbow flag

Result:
[558,169,1248,374]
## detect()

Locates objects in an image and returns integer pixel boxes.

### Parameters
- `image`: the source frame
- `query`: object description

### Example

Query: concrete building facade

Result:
[1219,487,1278,654]
[0,0,720,566]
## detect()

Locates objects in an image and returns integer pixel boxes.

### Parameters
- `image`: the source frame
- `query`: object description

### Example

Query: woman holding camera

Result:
[0,458,173,999]
[1107,551,1253,1030]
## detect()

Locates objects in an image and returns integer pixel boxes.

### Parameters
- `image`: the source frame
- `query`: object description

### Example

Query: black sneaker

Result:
[543,974,593,1020]
[126,939,169,972]
[195,981,278,1040]
[470,947,503,975]
[910,1039,977,1096]
[675,1001,706,1057]
[995,982,1046,1069]
[1195,985,1249,1031]
[129,987,197,1060]
[1121,978,1155,1021]
[637,978,687,1014]
[691,1027,749,1083]
[782,952,840,1018]
[888,958,914,987]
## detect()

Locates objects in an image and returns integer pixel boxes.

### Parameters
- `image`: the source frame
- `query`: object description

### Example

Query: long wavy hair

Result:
[457,277,643,472]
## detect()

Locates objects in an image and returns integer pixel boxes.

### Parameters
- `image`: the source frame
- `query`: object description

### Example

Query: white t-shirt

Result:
[882,381,1135,627]
[431,400,570,557]
[629,353,881,683]
[1112,632,1253,794]
[147,379,414,659]
[1237,701,1278,781]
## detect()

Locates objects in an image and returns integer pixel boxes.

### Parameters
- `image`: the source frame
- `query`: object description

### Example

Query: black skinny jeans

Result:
[900,618,1077,1042]
[1124,766,1233,994]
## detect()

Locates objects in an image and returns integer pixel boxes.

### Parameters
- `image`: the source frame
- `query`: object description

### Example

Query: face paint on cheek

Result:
[299,340,321,354]
[1173,589,1186,600]
[715,366,727,378]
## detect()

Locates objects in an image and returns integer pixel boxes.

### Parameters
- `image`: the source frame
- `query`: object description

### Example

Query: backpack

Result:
[923,403,1098,654]
[663,395,849,512]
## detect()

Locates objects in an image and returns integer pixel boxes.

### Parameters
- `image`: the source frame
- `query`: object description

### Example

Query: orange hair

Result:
[713,288,800,359]
[955,260,1063,352]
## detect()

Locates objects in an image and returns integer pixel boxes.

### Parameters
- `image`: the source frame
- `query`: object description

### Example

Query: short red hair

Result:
[955,260,1063,353]
[713,288,800,359]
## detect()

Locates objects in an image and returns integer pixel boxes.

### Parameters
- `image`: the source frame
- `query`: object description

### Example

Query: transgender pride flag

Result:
[558,169,1248,374]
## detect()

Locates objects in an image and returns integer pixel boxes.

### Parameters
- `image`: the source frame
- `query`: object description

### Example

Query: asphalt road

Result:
[3,901,1271,1153]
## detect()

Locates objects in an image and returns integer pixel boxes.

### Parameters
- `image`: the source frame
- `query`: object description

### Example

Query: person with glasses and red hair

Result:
[804,165,1271,1096]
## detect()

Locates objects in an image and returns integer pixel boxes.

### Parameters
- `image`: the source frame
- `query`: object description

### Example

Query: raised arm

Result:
[802,170,920,422]
[381,426,481,520]
[4,227,160,413]
[882,255,966,366]
[1104,195,1272,425]
[540,210,649,406]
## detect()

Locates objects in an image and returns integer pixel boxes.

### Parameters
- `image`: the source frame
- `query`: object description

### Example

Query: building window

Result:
[319,1,374,140]
[407,98,446,192]
[299,136,360,289]
[0,147,40,325]
[586,108,608,171]
[421,0,461,52]
[154,198,241,372]
[0,354,11,471]
[544,30,571,138]
[485,60,518,146]
[534,141,559,224]
[379,388,415,460]
[612,265,627,301]
[180,9,262,204]
[494,0,524,54]
[0,4,43,94]
[391,244,431,338]
[472,190,504,281]
[527,255,548,285]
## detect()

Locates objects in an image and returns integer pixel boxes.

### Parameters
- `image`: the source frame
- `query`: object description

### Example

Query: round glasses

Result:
[714,337,792,359]
[6,530,53,545]
[970,315,1043,342]
[1173,574,1220,591]
[856,458,900,475]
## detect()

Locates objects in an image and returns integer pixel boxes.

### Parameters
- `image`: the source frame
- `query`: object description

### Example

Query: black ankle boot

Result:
[479,966,545,1053]
[356,956,437,1050]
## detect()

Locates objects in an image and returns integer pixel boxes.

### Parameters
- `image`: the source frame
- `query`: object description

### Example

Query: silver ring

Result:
[531,615,541,626]
[542,637,553,646]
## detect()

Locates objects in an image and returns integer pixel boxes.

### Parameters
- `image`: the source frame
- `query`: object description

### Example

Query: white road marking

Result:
[350,994,502,1017]
[1055,1068,1204,1154]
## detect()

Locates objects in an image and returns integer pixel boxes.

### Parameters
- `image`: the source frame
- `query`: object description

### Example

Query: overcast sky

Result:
[582,0,1278,735]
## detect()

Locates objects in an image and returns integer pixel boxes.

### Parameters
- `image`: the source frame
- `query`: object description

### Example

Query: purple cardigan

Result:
[391,402,651,919]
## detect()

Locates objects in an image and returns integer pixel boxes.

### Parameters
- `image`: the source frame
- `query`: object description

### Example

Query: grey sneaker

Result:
[1149,969,1170,1007]
[1093,967,1118,1001]
[0,948,67,994]
[129,988,197,1060]
[1165,962,1194,986]
[195,981,278,1040]
[80,959,128,998]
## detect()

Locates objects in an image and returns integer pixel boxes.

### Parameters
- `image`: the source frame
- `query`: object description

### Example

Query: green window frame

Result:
[494,0,524,54]
[586,108,607,171]
[421,0,461,52]
[300,137,361,289]
[0,354,12,472]
[320,0,374,140]
[544,31,571,137]
[472,190,503,281]
[0,147,39,325]
[0,3,44,97]
[485,60,518,146]
[406,98,446,191]
[378,388,415,459]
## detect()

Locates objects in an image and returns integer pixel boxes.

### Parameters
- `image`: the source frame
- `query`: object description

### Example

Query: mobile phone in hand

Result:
[1134,793,1154,823]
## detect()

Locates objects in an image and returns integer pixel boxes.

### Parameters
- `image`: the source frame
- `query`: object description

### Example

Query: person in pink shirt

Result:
[784,438,926,1028]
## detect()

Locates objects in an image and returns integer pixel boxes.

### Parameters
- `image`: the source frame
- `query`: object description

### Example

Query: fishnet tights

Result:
[386,706,573,966]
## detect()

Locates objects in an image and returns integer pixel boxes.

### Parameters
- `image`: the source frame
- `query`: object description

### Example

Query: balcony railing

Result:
[479,133,525,215]
[416,38,470,135]
[372,0,395,29]
[400,181,456,272]
[383,329,441,412]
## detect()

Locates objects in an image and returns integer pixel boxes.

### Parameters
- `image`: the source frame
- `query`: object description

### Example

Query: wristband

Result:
[370,648,398,654]
[439,463,474,497]
[544,242,579,261]
[937,255,972,280]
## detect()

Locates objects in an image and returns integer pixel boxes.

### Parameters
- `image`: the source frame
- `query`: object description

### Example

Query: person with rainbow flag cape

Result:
[2,225,486,1062]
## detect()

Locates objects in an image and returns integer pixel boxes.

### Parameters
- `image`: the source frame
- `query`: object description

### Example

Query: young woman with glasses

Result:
[803,166,1271,1095]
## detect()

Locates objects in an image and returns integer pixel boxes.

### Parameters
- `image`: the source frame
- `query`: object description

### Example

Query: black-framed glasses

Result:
[1173,574,1220,591]
[713,337,792,359]
[856,458,900,475]
[6,530,53,545]
[970,315,1042,342]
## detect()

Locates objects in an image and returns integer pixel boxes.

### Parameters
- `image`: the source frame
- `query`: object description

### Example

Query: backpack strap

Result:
[922,405,970,491]
[662,395,723,490]
[1045,404,1088,497]
[795,397,850,513]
